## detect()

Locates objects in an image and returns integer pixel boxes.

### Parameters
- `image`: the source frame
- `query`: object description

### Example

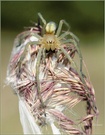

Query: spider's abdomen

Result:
[40,34,60,51]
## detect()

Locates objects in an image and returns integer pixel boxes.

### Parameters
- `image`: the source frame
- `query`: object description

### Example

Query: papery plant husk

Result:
[6,24,99,135]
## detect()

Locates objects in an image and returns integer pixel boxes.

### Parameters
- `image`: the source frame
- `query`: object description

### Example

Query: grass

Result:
[1,30,104,134]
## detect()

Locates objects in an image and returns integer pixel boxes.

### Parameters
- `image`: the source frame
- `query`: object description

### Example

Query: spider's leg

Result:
[38,13,46,25]
[58,31,79,42]
[42,48,46,64]
[57,49,62,60]
[59,31,83,75]
[60,39,73,44]
[60,45,86,87]
[73,40,83,76]
[59,32,98,115]
[60,46,77,69]
[61,45,98,115]
[38,13,46,35]
[56,20,70,37]
[17,40,39,76]
[68,31,79,42]
[36,46,45,108]
[61,38,86,91]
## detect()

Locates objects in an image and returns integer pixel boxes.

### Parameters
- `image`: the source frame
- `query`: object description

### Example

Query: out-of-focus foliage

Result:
[1,1,104,33]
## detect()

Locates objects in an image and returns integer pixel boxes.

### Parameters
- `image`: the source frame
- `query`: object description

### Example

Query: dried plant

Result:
[6,13,99,135]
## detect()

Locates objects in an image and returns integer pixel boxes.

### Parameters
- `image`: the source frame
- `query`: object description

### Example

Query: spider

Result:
[18,13,84,108]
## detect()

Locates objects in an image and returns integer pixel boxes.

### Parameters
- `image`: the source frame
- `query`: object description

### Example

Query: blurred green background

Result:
[1,1,104,134]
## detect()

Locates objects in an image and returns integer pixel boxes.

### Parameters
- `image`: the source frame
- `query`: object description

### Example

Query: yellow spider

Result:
[18,13,83,108]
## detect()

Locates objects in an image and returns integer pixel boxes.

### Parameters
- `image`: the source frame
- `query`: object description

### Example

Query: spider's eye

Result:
[45,22,56,33]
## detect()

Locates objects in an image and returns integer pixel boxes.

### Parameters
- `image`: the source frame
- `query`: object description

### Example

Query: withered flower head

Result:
[6,13,99,135]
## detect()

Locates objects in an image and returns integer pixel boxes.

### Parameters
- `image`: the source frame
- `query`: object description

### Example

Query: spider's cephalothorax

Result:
[40,22,60,51]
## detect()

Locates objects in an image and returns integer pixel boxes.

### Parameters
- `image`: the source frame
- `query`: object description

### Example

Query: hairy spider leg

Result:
[38,13,46,36]
[18,31,41,64]
[16,31,45,107]
[38,13,46,25]
[58,33,86,90]
[36,46,45,108]
[60,39,74,44]
[21,31,45,108]
[60,45,77,70]
[60,39,97,113]
[56,20,70,37]
[58,31,83,75]
[58,31,79,42]
[42,48,46,64]
[18,39,39,67]
[60,38,83,77]
[60,43,87,102]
